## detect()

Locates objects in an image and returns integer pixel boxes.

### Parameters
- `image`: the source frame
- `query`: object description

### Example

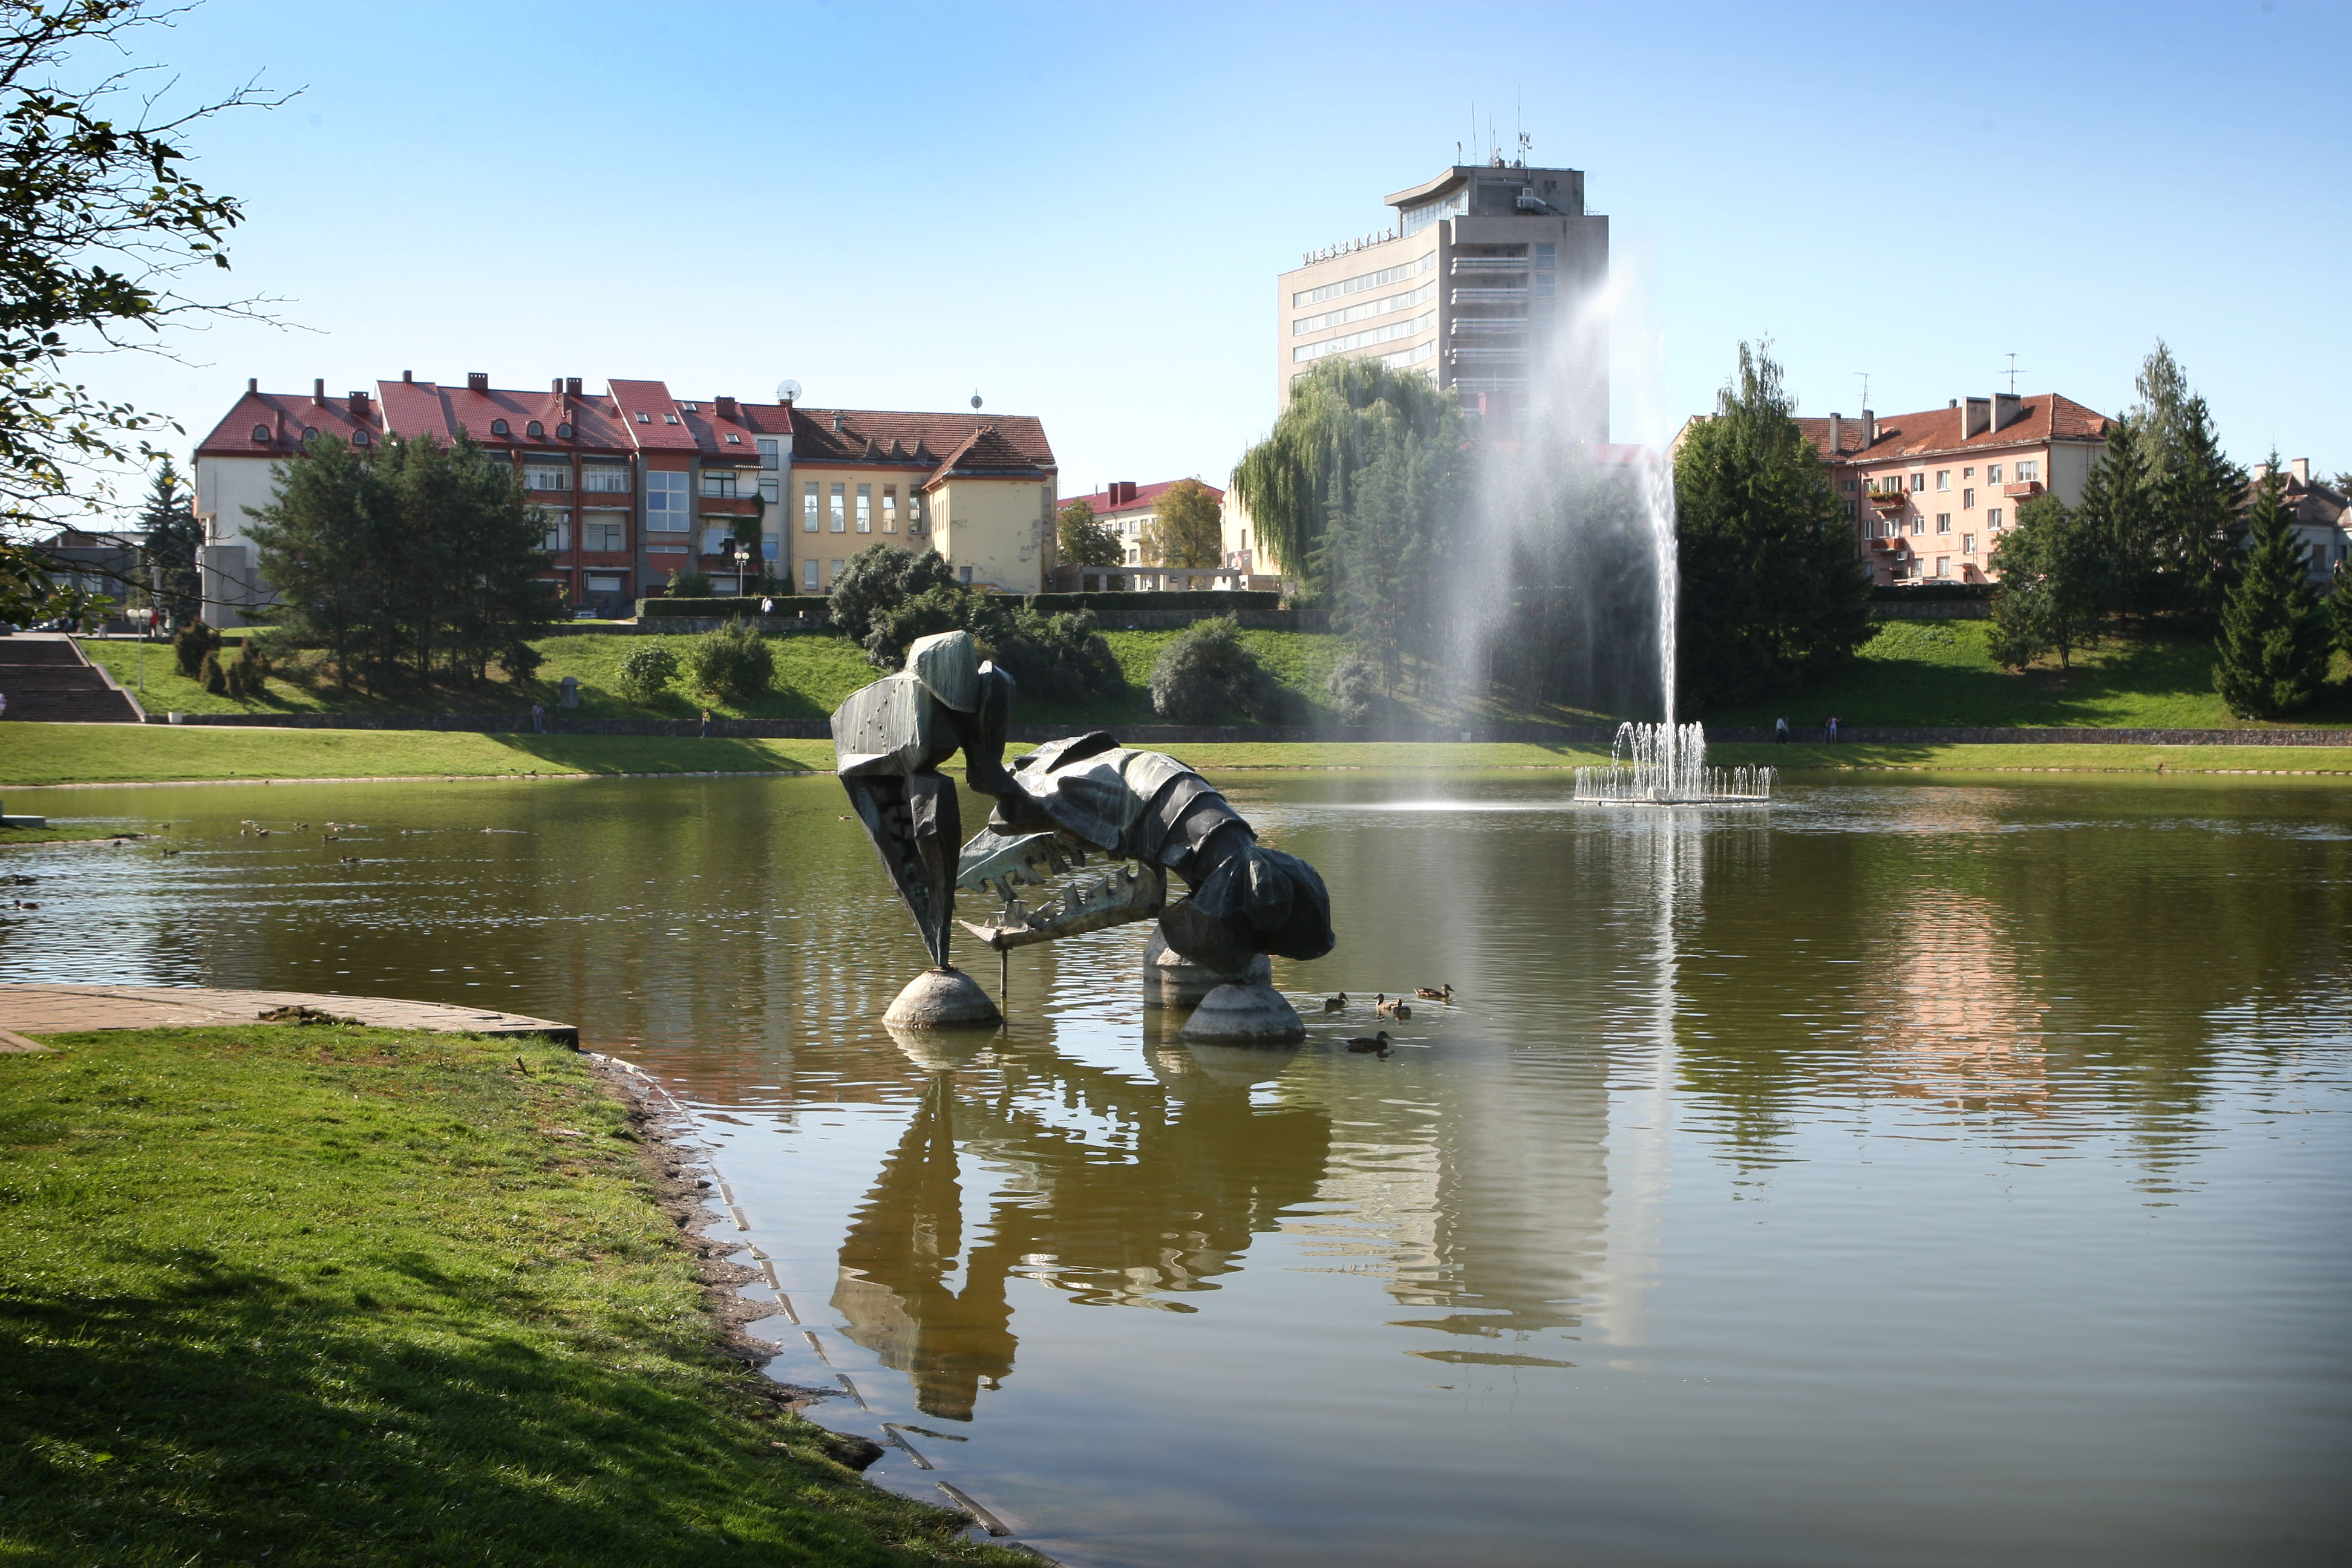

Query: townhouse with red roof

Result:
[191,373,1057,624]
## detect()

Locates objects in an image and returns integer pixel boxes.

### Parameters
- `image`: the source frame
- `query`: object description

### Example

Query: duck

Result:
[1343,1030,1391,1054]
[1414,984,1454,1002]
[1376,996,1411,1021]
[1322,993,1348,1013]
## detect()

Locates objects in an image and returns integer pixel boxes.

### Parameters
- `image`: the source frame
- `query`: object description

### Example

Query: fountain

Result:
[1573,720,1772,805]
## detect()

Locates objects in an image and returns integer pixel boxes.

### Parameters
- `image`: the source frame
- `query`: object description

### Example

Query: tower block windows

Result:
[803,481,819,532]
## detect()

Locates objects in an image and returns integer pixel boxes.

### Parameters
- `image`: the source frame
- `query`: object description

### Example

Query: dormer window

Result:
[353,429,370,446]
[250,424,270,442]
[663,413,681,425]
[679,402,699,413]
[302,426,318,440]
[555,423,573,439]
[491,419,510,436]
[636,411,652,423]
[725,433,742,444]
[526,420,544,439]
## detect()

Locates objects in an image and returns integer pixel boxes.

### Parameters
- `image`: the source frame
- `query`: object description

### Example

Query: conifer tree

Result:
[2073,413,2159,624]
[2159,396,2245,624]
[139,460,202,624]
[2213,456,2329,719]
[2326,563,2352,677]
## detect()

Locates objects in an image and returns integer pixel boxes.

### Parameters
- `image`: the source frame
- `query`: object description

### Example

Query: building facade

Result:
[2242,458,2350,582]
[1048,480,1272,592]
[1275,157,1609,436]
[191,374,1056,624]
[1793,393,2114,587]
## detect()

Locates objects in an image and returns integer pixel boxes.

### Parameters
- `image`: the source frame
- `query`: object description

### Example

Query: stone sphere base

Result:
[884,968,1003,1029]
[1178,981,1305,1044]
[1143,930,1270,1008]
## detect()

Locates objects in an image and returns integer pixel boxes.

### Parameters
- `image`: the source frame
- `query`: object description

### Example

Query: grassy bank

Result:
[7,724,2351,788]
[0,1025,1021,1566]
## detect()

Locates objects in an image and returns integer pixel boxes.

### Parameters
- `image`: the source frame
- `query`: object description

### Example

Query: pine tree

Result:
[2159,396,2245,624]
[2073,414,2160,624]
[2326,563,2352,676]
[2213,456,2329,719]
[139,462,202,624]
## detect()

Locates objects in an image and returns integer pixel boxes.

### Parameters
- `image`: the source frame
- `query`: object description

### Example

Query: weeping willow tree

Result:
[1229,357,1463,597]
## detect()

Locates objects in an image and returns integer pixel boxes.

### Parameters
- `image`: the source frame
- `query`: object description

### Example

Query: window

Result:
[908,495,923,533]
[352,429,369,446]
[1291,281,1439,336]
[829,558,844,583]
[803,481,818,532]
[1988,508,2003,529]
[525,462,569,491]
[1910,472,1926,491]
[959,566,973,584]
[829,482,845,532]
[488,419,510,436]
[586,573,624,595]
[701,469,737,497]
[725,434,742,445]
[1935,556,1950,578]
[1535,243,1556,270]
[1400,188,1467,236]
[855,483,871,532]
[1936,470,1950,491]
[1962,533,1976,554]
[556,423,573,439]
[1534,272,1555,298]
[883,485,898,532]
[1292,252,1435,307]
[304,426,318,440]
[679,402,698,413]
[757,437,780,471]
[663,413,681,425]
[250,424,270,441]
[759,477,779,504]
[541,517,569,551]
[645,471,690,532]
[527,420,544,439]
[1936,513,1952,533]
[760,531,779,563]
[1988,463,2003,483]
[636,411,652,423]
[1962,466,1974,479]
[2017,459,2039,482]
[1292,312,1436,363]
[586,521,624,552]
[1840,479,1856,492]
[583,465,630,492]
[1962,488,1976,508]
[803,558,819,591]
[1910,519,1924,536]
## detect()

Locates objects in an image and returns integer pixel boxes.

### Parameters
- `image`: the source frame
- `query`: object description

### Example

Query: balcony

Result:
[1451,319,1527,336]
[1451,286,1527,304]
[1449,347,1528,364]
[2002,481,2043,500]
[695,495,762,517]
[1867,490,1909,512]
[1451,256,1529,275]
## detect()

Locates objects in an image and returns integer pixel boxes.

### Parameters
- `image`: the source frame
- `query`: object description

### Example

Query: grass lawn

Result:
[0,725,833,788]
[0,1027,1024,1566]
[1708,619,2352,731]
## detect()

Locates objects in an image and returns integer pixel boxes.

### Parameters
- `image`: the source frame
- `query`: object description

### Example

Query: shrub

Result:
[173,618,220,678]
[198,648,227,694]
[864,586,1122,707]
[664,566,713,599]
[1327,653,1380,724]
[1148,615,1288,725]
[829,543,955,644]
[616,643,681,704]
[679,619,773,703]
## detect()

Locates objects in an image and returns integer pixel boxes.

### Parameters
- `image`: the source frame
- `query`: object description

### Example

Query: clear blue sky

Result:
[90,0,2352,492]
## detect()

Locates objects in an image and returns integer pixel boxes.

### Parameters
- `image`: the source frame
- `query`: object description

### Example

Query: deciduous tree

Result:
[1987,493,2110,670]
[1673,342,1873,711]
[1142,478,1223,569]
[1056,497,1119,567]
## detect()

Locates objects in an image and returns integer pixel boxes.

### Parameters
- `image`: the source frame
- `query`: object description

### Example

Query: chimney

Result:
[402,370,414,383]
[1949,399,1958,408]
[247,377,258,393]
[831,412,844,432]
[2291,457,2310,485]
[1962,396,1991,439]
[551,377,563,394]
[348,390,371,417]
[2250,459,2272,483]
[1828,413,1843,455]
[716,394,738,418]
[1991,391,2021,431]
[565,377,581,397]
[312,377,325,406]
[466,371,489,392]
[1862,408,1875,443]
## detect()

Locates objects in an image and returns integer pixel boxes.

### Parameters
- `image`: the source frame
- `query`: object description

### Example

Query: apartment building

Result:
[1047,480,1271,592]
[1800,393,2114,586]
[1276,155,1609,436]
[191,374,1056,624]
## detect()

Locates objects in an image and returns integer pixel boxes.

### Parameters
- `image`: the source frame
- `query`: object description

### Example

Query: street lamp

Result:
[732,543,751,599]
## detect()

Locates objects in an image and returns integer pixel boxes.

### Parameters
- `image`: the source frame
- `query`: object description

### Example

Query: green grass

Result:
[0,725,832,788]
[0,1027,1027,1566]
[0,820,154,848]
[1710,619,2352,730]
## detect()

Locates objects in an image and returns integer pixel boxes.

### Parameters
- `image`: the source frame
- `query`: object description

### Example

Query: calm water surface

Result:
[5,769,2349,1566]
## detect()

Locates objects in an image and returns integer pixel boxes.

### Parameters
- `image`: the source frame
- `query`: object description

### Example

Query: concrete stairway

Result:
[0,635,143,723]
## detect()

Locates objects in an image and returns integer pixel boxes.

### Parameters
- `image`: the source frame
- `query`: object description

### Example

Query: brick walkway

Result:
[0,982,577,1051]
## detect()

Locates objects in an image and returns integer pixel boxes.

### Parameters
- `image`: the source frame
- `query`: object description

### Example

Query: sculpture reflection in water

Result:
[831,1043,1328,1420]
[831,630,1335,1038]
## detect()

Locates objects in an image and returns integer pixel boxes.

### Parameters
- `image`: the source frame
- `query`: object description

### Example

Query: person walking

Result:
[531,701,545,734]
[699,707,711,739]
[1827,715,1841,743]
[1774,717,1790,744]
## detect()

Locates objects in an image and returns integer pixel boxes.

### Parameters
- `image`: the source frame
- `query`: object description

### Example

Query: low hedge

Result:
[1872,582,1993,602]
[1030,590,1280,615]
[635,595,832,618]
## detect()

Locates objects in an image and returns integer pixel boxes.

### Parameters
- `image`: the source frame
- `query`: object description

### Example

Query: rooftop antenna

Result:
[2002,353,2024,394]
[1856,371,1871,409]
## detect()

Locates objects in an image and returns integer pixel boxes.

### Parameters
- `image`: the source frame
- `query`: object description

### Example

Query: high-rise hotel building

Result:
[1275,160,1610,437]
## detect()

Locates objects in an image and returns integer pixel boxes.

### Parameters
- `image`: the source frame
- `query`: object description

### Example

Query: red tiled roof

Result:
[788,407,1055,474]
[194,388,384,457]
[1062,478,1224,517]
[1794,394,2113,465]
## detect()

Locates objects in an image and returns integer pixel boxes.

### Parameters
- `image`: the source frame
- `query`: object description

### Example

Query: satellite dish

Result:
[776,379,803,403]
[970,390,983,410]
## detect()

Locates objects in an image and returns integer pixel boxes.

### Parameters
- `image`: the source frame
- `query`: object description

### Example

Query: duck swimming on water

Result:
[1414,984,1453,1002]
[1343,1031,1391,1054]
[1323,993,1348,1013]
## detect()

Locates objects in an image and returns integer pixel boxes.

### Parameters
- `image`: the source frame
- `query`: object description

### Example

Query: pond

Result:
[5,769,2348,1566]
